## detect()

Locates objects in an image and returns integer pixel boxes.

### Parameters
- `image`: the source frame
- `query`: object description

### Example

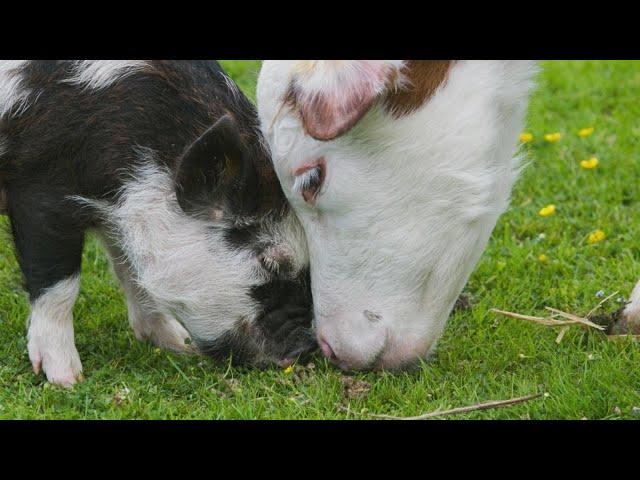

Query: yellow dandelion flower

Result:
[153,347,161,355]
[580,157,599,169]
[519,132,533,143]
[284,365,294,374]
[539,204,556,217]
[587,229,606,244]
[544,132,562,143]
[538,254,548,263]
[578,127,594,138]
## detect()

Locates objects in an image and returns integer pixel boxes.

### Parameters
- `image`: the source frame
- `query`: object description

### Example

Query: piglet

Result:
[0,60,315,387]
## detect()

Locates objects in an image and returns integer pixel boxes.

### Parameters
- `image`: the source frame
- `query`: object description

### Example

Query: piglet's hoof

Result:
[28,338,84,389]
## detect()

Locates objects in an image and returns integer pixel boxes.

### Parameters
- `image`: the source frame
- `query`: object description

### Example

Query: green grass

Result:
[1,60,639,419]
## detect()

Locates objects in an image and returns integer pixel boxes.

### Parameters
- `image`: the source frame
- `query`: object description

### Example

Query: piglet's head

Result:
[174,113,308,276]
[174,113,315,366]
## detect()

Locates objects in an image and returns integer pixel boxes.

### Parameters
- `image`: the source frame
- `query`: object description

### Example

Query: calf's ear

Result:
[175,114,258,219]
[286,60,403,141]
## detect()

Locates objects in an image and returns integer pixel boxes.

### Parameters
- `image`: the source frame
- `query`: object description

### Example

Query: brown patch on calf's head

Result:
[384,60,454,117]
[285,60,454,141]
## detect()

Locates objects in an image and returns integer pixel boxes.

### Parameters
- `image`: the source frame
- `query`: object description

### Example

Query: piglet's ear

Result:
[287,61,402,141]
[175,114,257,218]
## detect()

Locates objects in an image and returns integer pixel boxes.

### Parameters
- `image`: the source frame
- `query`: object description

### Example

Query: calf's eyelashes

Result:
[293,160,325,205]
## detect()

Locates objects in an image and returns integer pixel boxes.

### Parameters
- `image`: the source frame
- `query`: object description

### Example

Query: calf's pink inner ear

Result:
[294,86,379,141]
[287,61,397,141]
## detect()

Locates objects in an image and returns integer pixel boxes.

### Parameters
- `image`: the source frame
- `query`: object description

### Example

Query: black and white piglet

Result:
[0,60,315,387]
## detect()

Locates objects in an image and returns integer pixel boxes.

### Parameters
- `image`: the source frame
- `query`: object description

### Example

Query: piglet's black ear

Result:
[175,114,258,219]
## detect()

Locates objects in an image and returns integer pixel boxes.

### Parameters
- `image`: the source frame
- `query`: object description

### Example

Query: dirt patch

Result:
[275,362,317,387]
[594,306,640,335]
[211,377,243,398]
[453,294,472,313]
[112,386,131,406]
[291,362,317,384]
[341,376,371,400]
[589,307,624,334]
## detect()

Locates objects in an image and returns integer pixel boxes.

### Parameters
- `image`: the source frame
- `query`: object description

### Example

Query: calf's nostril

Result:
[319,338,336,360]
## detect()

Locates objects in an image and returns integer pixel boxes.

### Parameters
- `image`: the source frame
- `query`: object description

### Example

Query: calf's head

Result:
[258,60,536,371]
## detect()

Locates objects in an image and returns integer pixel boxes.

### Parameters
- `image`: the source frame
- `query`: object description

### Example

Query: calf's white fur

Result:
[258,60,539,370]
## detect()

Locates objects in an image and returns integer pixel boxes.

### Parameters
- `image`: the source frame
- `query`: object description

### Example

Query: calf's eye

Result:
[293,160,325,205]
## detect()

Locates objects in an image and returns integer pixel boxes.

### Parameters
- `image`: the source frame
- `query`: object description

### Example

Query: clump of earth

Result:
[590,306,640,335]
[341,376,371,400]
[453,294,472,313]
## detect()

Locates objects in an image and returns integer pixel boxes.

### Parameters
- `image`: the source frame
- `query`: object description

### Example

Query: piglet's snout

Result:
[317,310,432,371]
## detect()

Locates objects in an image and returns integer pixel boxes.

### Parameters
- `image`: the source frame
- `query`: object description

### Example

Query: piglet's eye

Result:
[293,161,325,205]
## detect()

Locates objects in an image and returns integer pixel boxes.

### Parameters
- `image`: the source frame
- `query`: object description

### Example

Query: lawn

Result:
[0,60,639,419]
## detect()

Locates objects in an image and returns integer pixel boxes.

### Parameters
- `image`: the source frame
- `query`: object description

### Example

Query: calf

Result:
[0,60,315,387]
[258,60,538,371]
